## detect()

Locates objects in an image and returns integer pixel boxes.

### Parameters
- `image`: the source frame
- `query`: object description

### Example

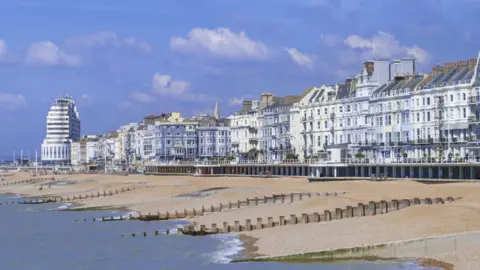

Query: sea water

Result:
[0,195,437,270]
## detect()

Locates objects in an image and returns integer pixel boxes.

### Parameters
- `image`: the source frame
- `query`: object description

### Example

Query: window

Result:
[347,105,351,112]
[427,97,430,105]
[427,112,431,121]
[324,120,328,128]
[339,106,343,113]
[324,108,328,114]
[450,95,453,102]
[463,108,467,118]
[416,113,420,122]
[317,121,321,129]
[317,109,321,115]
[463,93,466,101]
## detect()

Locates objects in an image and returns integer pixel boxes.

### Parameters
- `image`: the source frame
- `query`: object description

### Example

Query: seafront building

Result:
[41,96,81,164]
[70,135,99,165]
[68,51,480,167]
[229,100,260,159]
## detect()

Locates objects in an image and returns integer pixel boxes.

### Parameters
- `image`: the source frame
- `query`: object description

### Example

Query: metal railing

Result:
[143,157,480,166]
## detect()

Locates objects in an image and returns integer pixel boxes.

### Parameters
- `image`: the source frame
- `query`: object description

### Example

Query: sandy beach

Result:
[2,172,480,269]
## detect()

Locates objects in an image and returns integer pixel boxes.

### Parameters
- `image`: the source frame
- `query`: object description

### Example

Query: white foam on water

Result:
[124,211,137,217]
[208,234,244,264]
[56,203,72,210]
[7,194,22,199]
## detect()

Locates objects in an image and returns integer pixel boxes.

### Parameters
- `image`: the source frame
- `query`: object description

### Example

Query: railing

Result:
[142,157,480,167]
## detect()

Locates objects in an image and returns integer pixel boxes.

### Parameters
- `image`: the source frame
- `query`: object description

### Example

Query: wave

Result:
[56,203,72,210]
[7,194,22,199]
[208,234,244,264]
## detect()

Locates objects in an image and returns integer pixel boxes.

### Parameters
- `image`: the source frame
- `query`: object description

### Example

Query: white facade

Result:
[229,100,260,159]
[41,96,80,164]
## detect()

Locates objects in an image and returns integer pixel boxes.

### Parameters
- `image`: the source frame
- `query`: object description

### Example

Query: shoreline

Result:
[236,235,453,269]
[2,173,480,269]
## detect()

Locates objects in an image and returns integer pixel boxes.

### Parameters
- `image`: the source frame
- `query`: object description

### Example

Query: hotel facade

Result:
[41,96,81,164]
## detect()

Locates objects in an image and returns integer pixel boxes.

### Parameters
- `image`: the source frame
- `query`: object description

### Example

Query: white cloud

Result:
[124,37,153,53]
[152,72,213,102]
[80,94,90,100]
[0,93,26,111]
[285,48,313,69]
[152,73,190,96]
[229,97,244,106]
[344,31,431,64]
[130,92,155,103]
[25,41,80,67]
[170,27,270,61]
[66,31,152,53]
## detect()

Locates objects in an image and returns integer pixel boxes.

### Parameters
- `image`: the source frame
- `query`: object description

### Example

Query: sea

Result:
[0,194,438,270]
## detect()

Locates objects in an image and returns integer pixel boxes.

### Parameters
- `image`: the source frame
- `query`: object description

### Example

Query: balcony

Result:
[248,127,258,133]
[468,116,478,122]
[468,96,479,104]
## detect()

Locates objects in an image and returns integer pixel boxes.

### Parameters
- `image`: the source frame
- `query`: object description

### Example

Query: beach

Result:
[2,172,480,269]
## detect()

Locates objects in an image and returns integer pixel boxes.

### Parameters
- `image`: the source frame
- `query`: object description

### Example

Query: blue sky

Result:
[0,0,479,158]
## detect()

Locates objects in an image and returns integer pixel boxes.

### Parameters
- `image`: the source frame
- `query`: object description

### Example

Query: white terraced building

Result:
[41,96,81,164]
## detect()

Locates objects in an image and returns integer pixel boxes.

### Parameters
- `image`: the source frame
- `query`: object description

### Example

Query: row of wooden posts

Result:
[1,177,59,186]
[18,187,137,204]
[180,196,458,236]
[137,192,344,221]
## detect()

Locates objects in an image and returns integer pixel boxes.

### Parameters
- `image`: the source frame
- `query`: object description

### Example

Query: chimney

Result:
[241,100,253,111]
[260,92,274,106]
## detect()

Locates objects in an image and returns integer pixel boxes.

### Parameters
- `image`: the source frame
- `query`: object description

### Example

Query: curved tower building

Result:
[41,96,81,164]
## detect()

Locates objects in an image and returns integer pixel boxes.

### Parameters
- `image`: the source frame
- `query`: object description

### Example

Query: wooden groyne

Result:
[121,229,178,237]
[136,192,345,222]
[1,177,63,187]
[179,196,459,236]
[17,186,139,205]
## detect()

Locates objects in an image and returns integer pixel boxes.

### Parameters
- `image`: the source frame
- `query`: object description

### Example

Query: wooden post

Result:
[279,216,285,226]
[234,221,240,232]
[335,208,342,219]
[290,214,297,225]
[324,210,331,221]
[267,217,274,228]
[245,219,252,231]
[301,213,309,223]
[256,218,263,230]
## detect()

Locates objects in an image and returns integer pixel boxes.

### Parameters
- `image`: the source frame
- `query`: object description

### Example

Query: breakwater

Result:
[1,177,63,186]
[179,196,458,236]
[136,192,344,221]
[17,186,138,204]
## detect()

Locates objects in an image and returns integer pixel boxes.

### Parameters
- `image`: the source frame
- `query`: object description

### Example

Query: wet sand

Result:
[2,172,480,269]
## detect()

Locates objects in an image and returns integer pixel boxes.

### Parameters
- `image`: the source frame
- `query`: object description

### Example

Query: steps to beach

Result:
[135,192,345,222]
[179,196,459,236]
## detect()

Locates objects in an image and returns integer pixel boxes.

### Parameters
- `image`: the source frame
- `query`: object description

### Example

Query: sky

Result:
[0,0,480,158]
